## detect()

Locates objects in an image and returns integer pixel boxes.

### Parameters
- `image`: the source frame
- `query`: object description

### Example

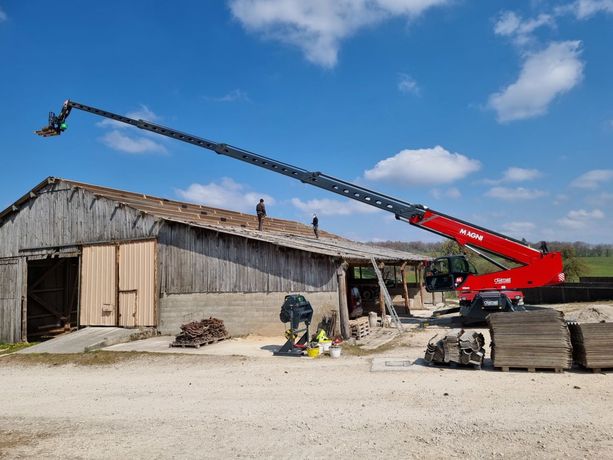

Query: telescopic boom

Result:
[36,100,564,294]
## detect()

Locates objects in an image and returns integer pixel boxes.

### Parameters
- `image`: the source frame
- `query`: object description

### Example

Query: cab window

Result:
[432,259,449,274]
[450,257,469,274]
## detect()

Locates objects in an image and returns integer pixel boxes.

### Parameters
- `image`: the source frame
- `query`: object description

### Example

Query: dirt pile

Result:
[565,305,613,323]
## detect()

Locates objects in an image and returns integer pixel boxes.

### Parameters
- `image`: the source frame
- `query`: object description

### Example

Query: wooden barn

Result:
[0,177,429,343]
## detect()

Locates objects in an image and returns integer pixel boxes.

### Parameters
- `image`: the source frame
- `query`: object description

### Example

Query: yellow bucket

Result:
[306,347,320,358]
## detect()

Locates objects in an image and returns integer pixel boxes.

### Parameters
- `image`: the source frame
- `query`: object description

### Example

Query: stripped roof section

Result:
[0,177,429,263]
[64,178,339,239]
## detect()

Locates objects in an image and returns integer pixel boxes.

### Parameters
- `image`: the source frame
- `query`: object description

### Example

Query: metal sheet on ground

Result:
[371,357,424,372]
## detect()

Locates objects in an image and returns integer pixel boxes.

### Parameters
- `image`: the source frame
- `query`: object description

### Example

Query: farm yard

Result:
[2,302,613,459]
[2,2,612,459]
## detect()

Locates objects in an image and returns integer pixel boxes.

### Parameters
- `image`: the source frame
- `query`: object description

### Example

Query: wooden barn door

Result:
[80,241,156,327]
[118,241,156,327]
[0,258,24,343]
[80,245,117,326]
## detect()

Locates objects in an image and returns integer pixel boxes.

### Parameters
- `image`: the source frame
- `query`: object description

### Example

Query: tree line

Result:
[371,240,612,281]
[372,240,613,258]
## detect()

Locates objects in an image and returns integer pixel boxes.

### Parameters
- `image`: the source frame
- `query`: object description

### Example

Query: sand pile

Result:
[565,305,613,323]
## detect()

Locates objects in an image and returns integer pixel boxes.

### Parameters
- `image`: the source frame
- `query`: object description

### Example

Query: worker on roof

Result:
[312,213,319,239]
[256,198,266,231]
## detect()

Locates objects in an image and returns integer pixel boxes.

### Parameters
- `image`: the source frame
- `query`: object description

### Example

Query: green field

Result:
[578,256,613,277]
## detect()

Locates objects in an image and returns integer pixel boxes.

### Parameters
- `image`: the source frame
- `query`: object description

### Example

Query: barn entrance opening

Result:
[26,257,79,341]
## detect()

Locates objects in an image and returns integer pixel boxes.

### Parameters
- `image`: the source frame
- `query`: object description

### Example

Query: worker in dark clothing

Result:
[256,198,266,231]
[539,241,549,254]
[312,213,319,239]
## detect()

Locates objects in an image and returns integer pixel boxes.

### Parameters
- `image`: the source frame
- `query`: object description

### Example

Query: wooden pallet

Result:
[349,317,370,340]
[496,366,564,374]
[170,336,230,349]
[575,365,613,374]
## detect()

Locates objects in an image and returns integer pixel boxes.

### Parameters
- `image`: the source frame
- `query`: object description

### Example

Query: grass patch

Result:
[1,350,244,367]
[0,430,50,452]
[1,350,151,366]
[578,256,613,277]
[0,342,37,356]
[0,430,47,452]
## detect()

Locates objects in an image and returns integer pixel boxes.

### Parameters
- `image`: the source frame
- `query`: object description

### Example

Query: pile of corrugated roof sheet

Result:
[171,317,230,348]
[424,329,485,368]
[488,310,572,371]
[568,322,613,371]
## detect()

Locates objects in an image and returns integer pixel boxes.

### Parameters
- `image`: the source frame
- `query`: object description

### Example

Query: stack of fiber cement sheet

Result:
[424,329,485,368]
[568,322,613,370]
[488,310,572,371]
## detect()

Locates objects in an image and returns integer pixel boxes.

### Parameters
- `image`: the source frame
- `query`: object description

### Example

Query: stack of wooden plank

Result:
[424,329,485,368]
[568,322,613,371]
[171,317,230,348]
[349,317,370,340]
[488,310,572,372]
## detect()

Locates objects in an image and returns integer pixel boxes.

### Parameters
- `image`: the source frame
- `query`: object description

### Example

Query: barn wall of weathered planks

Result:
[0,181,161,259]
[158,221,338,294]
[0,180,342,341]
[0,181,162,342]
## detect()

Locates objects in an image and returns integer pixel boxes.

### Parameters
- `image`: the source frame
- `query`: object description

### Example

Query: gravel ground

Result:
[1,304,612,459]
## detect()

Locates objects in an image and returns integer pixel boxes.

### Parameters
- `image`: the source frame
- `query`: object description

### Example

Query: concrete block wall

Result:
[159,291,339,336]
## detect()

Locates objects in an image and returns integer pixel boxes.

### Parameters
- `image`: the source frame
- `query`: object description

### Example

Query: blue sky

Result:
[0,1,611,243]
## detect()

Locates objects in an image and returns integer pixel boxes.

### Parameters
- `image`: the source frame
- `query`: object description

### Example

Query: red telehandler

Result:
[36,100,565,323]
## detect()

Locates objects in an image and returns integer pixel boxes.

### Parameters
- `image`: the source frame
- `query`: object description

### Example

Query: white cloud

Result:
[501,221,536,238]
[96,105,160,129]
[100,130,168,155]
[494,11,554,45]
[176,178,275,212]
[0,6,7,22]
[291,197,379,216]
[586,191,613,206]
[398,73,419,95]
[229,0,448,68]
[484,166,542,185]
[207,89,251,103]
[557,208,605,229]
[553,193,569,205]
[488,41,584,123]
[502,167,542,182]
[557,0,613,19]
[96,105,167,154]
[431,187,461,199]
[570,169,613,189]
[485,186,548,200]
[363,146,481,186]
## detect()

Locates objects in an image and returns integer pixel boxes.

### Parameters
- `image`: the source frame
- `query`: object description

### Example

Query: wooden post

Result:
[21,257,27,342]
[400,262,411,316]
[418,262,425,308]
[336,263,351,340]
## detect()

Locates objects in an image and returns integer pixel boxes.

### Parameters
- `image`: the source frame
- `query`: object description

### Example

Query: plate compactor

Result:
[274,294,313,357]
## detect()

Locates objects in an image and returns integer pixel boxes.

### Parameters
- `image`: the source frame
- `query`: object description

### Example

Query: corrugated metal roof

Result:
[0,177,430,263]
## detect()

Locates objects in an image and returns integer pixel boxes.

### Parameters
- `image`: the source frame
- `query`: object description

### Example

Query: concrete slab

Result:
[105,335,286,358]
[18,327,140,354]
[370,357,430,372]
